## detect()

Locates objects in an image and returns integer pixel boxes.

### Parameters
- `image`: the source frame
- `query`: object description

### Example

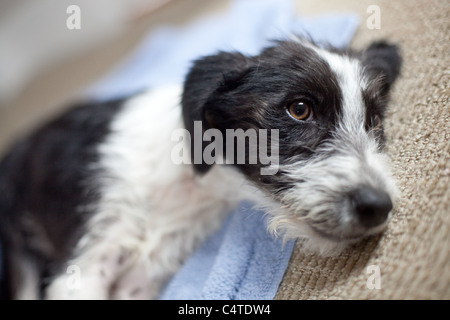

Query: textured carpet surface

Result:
[276,0,449,299]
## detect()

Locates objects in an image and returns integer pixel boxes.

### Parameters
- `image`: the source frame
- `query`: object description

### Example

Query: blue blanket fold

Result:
[84,0,359,300]
[159,202,295,300]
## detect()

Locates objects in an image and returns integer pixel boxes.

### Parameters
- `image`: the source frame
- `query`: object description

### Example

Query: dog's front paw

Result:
[45,272,108,300]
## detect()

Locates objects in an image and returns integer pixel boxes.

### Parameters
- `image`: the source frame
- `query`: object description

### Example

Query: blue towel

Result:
[158,202,295,300]
[84,0,359,300]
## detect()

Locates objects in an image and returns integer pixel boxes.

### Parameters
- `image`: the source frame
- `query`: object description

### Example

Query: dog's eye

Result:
[287,101,312,121]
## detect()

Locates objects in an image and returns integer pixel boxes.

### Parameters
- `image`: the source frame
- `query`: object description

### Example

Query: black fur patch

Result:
[0,98,124,298]
[361,41,402,145]
[183,40,343,181]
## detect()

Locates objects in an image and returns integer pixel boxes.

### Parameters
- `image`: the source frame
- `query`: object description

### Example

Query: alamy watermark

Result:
[171,121,280,175]
[366,264,381,290]
[66,264,82,290]
[367,5,381,30]
[65,4,382,33]
[66,5,81,30]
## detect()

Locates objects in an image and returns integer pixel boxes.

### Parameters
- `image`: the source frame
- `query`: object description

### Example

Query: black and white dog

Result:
[0,37,401,299]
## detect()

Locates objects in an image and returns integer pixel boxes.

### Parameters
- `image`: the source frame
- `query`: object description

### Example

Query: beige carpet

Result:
[276,0,450,300]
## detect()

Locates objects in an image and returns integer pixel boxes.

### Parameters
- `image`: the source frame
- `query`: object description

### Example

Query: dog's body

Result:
[0,38,401,299]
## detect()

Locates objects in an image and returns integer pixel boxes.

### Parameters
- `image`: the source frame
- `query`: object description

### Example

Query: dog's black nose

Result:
[352,186,393,228]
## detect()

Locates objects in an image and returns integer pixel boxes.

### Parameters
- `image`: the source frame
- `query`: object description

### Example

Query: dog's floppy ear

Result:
[182,51,250,174]
[361,41,402,94]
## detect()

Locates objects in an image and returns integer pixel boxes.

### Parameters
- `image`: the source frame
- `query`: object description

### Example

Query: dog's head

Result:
[182,38,401,253]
